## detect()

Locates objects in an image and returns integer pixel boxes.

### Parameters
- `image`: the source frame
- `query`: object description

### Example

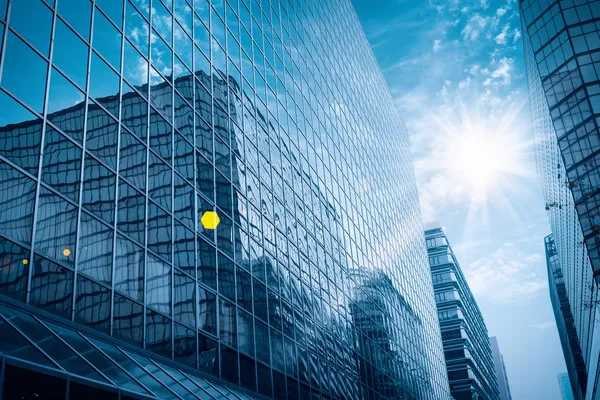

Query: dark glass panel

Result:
[220,298,236,348]
[257,362,272,398]
[119,130,147,191]
[121,83,148,140]
[70,382,118,400]
[174,93,194,142]
[0,161,36,244]
[174,269,195,327]
[174,322,196,367]
[41,126,82,202]
[148,153,172,211]
[198,285,217,335]
[86,102,119,169]
[238,308,254,357]
[75,275,111,333]
[77,212,113,284]
[198,236,217,289]
[2,31,48,112]
[220,345,239,384]
[146,253,171,315]
[113,293,143,346]
[198,331,218,374]
[34,187,78,266]
[145,308,172,358]
[117,180,145,243]
[0,90,43,174]
[218,253,235,301]
[2,365,66,400]
[147,201,172,262]
[30,256,73,319]
[82,155,116,224]
[114,234,144,301]
[237,265,252,312]
[255,318,270,365]
[240,353,257,391]
[149,109,172,163]
[0,316,54,366]
[174,221,195,272]
[174,174,194,229]
[0,236,29,301]
[174,132,193,181]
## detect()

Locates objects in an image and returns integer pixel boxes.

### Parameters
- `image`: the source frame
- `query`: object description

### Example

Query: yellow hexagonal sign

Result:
[201,211,220,230]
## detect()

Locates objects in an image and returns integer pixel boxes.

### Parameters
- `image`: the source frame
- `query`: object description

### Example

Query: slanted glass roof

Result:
[0,303,261,399]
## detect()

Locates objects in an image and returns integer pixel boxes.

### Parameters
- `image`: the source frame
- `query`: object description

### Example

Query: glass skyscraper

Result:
[520,1,600,398]
[425,225,499,400]
[558,372,577,400]
[489,337,512,400]
[0,0,452,399]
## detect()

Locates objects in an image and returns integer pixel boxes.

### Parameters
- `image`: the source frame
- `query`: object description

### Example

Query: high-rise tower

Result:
[0,0,451,399]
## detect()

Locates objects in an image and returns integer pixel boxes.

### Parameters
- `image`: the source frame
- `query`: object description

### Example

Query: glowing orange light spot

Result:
[63,248,71,257]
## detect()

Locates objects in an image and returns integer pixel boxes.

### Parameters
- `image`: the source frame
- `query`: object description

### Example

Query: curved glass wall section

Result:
[0,0,451,399]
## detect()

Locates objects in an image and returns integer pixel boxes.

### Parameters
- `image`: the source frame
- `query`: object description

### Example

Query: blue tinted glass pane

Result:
[86,102,118,169]
[41,127,82,202]
[147,200,171,261]
[0,314,54,367]
[174,270,195,327]
[9,0,52,56]
[119,131,146,191]
[123,39,148,90]
[146,253,171,315]
[89,53,119,106]
[172,325,197,367]
[144,310,172,358]
[82,155,116,224]
[34,187,78,266]
[113,293,143,346]
[125,3,149,56]
[114,234,144,301]
[93,9,122,71]
[47,68,85,143]
[78,212,113,284]
[30,256,73,318]
[0,237,29,301]
[0,161,36,244]
[148,154,171,211]
[57,0,92,39]
[75,275,111,333]
[0,90,43,174]
[117,181,145,244]
[2,32,48,112]
[96,1,123,29]
[0,1,6,20]
[53,19,89,90]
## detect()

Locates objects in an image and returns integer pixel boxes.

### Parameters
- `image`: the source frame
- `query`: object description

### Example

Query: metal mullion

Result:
[34,316,118,389]
[177,369,220,400]
[25,0,59,305]
[171,0,176,364]
[191,0,200,373]
[70,0,96,322]
[80,334,160,399]
[109,0,128,338]
[143,0,153,352]
[0,0,11,79]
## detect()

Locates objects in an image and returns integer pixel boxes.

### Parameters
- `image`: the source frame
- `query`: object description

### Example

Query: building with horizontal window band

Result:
[425,225,499,400]
[489,336,512,400]
[0,0,453,399]
[519,0,600,398]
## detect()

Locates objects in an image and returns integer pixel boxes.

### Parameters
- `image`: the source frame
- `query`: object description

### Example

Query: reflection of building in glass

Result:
[0,1,451,399]
[546,235,587,400]
[558,372,576,400]
[520,2,600,397]
[425,225,500,400]
[489,336,512,400]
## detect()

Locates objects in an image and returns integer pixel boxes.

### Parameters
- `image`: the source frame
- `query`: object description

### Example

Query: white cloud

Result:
[480,0,489,9]
[483,57,514,87]
[530,321,556,330]
[513,28,522,43]
[462,242,547,304]
[495,24,511,45]
[462,13,489,41]
[496,7,507,16]
[433,39,442,52]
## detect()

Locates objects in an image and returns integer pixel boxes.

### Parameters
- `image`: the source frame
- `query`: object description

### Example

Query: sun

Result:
[446,128,524,203]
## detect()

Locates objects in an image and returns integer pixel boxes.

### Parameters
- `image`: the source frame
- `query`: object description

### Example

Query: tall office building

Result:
[489,336,512,400]
[0,0,452,399]
[520,1,600,398]
[559,372,577,400]
[425,225,500,400]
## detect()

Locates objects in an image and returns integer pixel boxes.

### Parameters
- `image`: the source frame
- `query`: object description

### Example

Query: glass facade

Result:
[489,337,512,400]
[520,1,600,398]
[0,0,451,399]
[558,372,576,400]
[425,226,499,400]
[545,235,587,400]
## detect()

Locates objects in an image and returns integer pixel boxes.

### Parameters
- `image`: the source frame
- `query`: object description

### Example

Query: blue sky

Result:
[352,0,567,398]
